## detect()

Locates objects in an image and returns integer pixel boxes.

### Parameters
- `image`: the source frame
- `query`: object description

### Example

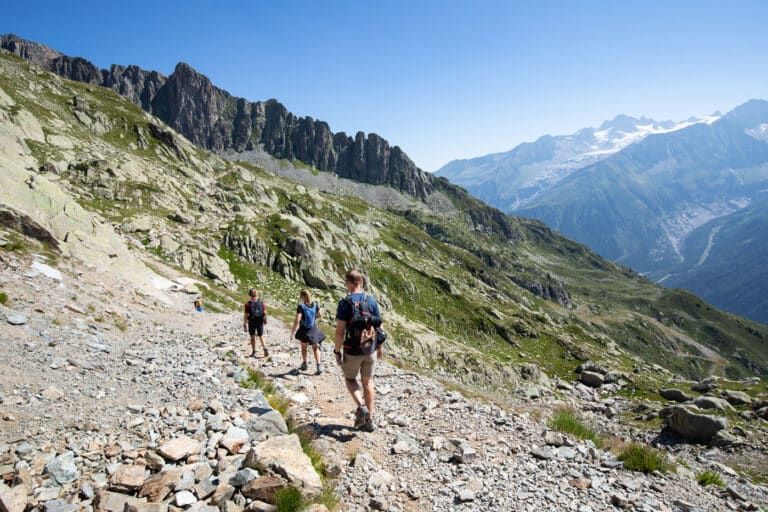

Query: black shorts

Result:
[248,319,264,337]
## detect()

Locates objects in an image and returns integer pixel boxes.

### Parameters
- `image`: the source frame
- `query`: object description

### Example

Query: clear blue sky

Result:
[3,0,767,171]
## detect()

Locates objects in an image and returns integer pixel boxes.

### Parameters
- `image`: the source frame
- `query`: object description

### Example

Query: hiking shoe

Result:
[263,348,269,357]
[360,418,375,432]
[316,363,323,375]
[300,361,308,371]
[354,406,370,429]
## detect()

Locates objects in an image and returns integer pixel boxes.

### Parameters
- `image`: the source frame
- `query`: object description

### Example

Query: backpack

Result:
[299,302,317,329]
[248,299,264,321]
[343,294,378,355]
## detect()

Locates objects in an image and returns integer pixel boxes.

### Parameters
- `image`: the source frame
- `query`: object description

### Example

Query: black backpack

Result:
[248,300,264,321]
[343,294,378,355]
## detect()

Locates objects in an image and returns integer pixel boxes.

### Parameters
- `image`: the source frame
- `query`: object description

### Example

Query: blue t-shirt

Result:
[336,292,381,323]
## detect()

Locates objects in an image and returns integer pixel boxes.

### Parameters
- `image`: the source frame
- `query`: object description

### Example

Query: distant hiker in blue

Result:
[290,289,326,375]
[334,269,386,432]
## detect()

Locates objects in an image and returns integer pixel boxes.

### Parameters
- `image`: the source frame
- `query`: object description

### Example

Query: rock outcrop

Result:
[661,405,728,443]
[1,35,434,200]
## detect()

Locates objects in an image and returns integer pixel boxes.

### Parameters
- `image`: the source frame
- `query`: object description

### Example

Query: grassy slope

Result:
[2,51,767,394]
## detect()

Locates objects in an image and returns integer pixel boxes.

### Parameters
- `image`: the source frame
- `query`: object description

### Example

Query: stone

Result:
[109,464,145,490]
[662,405,728,443]
[247,435,321,493]
[723,390,751,406]
[241,477,284,503]
[659,388,693,402]
[174,490,197,507]
[580,371,604,387]
[6,315,27,326]
[530,446,555,460]
[367,470,394,494]
[244,396,288,437]
[456,489,475,503]
[144,451,165,472]
[158,437,201,462]
[244,502,275,512]
[219,426,250,455]
[125,503,169,512]
[42,500,79,512]
[139,470,179,502]
[544,431,565,446]
[695,396,734,411]
[228,468,259,488]
[208,484,235,506]
[193,478,216,500]
[94,490,146,512]
[569,478,591,490]
[0,485,27,512]
[46,452,79,485]
[41,386,65,401]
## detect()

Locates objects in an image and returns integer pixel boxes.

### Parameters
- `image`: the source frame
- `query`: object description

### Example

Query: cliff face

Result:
[1,34,435,199]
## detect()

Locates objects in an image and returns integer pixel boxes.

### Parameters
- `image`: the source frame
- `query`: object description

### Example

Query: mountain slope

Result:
[2,47,767,390]
[661,192,768,323]
[436,114,718,211]
[513,100,768,322]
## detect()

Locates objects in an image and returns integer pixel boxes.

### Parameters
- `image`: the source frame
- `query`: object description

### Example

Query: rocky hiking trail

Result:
[1,253,767,512]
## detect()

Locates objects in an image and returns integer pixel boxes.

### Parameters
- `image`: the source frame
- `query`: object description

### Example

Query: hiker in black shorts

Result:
[243,289,268,357]
[334,269,385,432]
[290,290,326,375]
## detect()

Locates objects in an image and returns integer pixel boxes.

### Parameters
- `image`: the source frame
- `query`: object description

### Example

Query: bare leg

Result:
[312,345,321,364]
[259,335,266,349]
[361,377,375,416]
[249,334,256,355]
[301,342,308,363]
[345,378,363,408]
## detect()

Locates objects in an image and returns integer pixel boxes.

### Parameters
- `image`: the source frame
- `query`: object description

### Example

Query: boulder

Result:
[247,435,321,494]
[241,477,284,502]
[659,388,692,403]
[138,470,179,502]
[6,314,27,326]
[219,426,250,455]
[662,405,728,443]
[695,396,734,412]
[45,452,79,485]
[94,490,147,512]
[580,371,604,388]
[723,390,751,406]
[109,464,146,490]
[244,393,288,436]
[158,436,201,462]
[0,485,27,512]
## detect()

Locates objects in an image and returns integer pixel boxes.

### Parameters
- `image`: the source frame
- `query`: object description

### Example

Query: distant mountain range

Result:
[437,103,768,324]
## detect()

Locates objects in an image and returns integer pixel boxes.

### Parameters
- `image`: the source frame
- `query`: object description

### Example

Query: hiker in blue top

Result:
[334,269,385,432]
[290,290,326,375]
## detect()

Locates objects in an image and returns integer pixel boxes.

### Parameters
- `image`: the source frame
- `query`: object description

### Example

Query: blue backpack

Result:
[300,302,317,329]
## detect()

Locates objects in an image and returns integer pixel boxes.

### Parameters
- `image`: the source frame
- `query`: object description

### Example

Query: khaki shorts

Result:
[341,354,376,380]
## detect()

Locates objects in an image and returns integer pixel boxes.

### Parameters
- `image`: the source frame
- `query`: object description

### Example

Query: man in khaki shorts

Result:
[334,269,384,432]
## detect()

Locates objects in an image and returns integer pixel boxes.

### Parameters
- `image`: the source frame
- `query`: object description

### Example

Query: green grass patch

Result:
[0,291,7,305]
[274,486,303,512]
[617,443,674,474]
[696,470,725,488]
[548,407,602,447]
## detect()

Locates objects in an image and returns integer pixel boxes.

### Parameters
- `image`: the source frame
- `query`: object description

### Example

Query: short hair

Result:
[248,288,259,298]
[345,269,364,285]
[300,289,312,304]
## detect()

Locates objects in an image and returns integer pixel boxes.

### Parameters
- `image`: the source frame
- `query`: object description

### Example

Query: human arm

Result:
[290,307,302,338]
[263,302,267,325]
[334,320,346,365]
[242,303,248,332]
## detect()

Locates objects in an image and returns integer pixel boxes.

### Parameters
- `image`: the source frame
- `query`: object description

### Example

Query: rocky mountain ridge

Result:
[0,34,435,201]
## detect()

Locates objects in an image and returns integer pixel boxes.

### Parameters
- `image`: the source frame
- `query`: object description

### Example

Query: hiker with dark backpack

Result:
[243,289,269,358]
[334,269,385,432]
[290,290,326,375]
